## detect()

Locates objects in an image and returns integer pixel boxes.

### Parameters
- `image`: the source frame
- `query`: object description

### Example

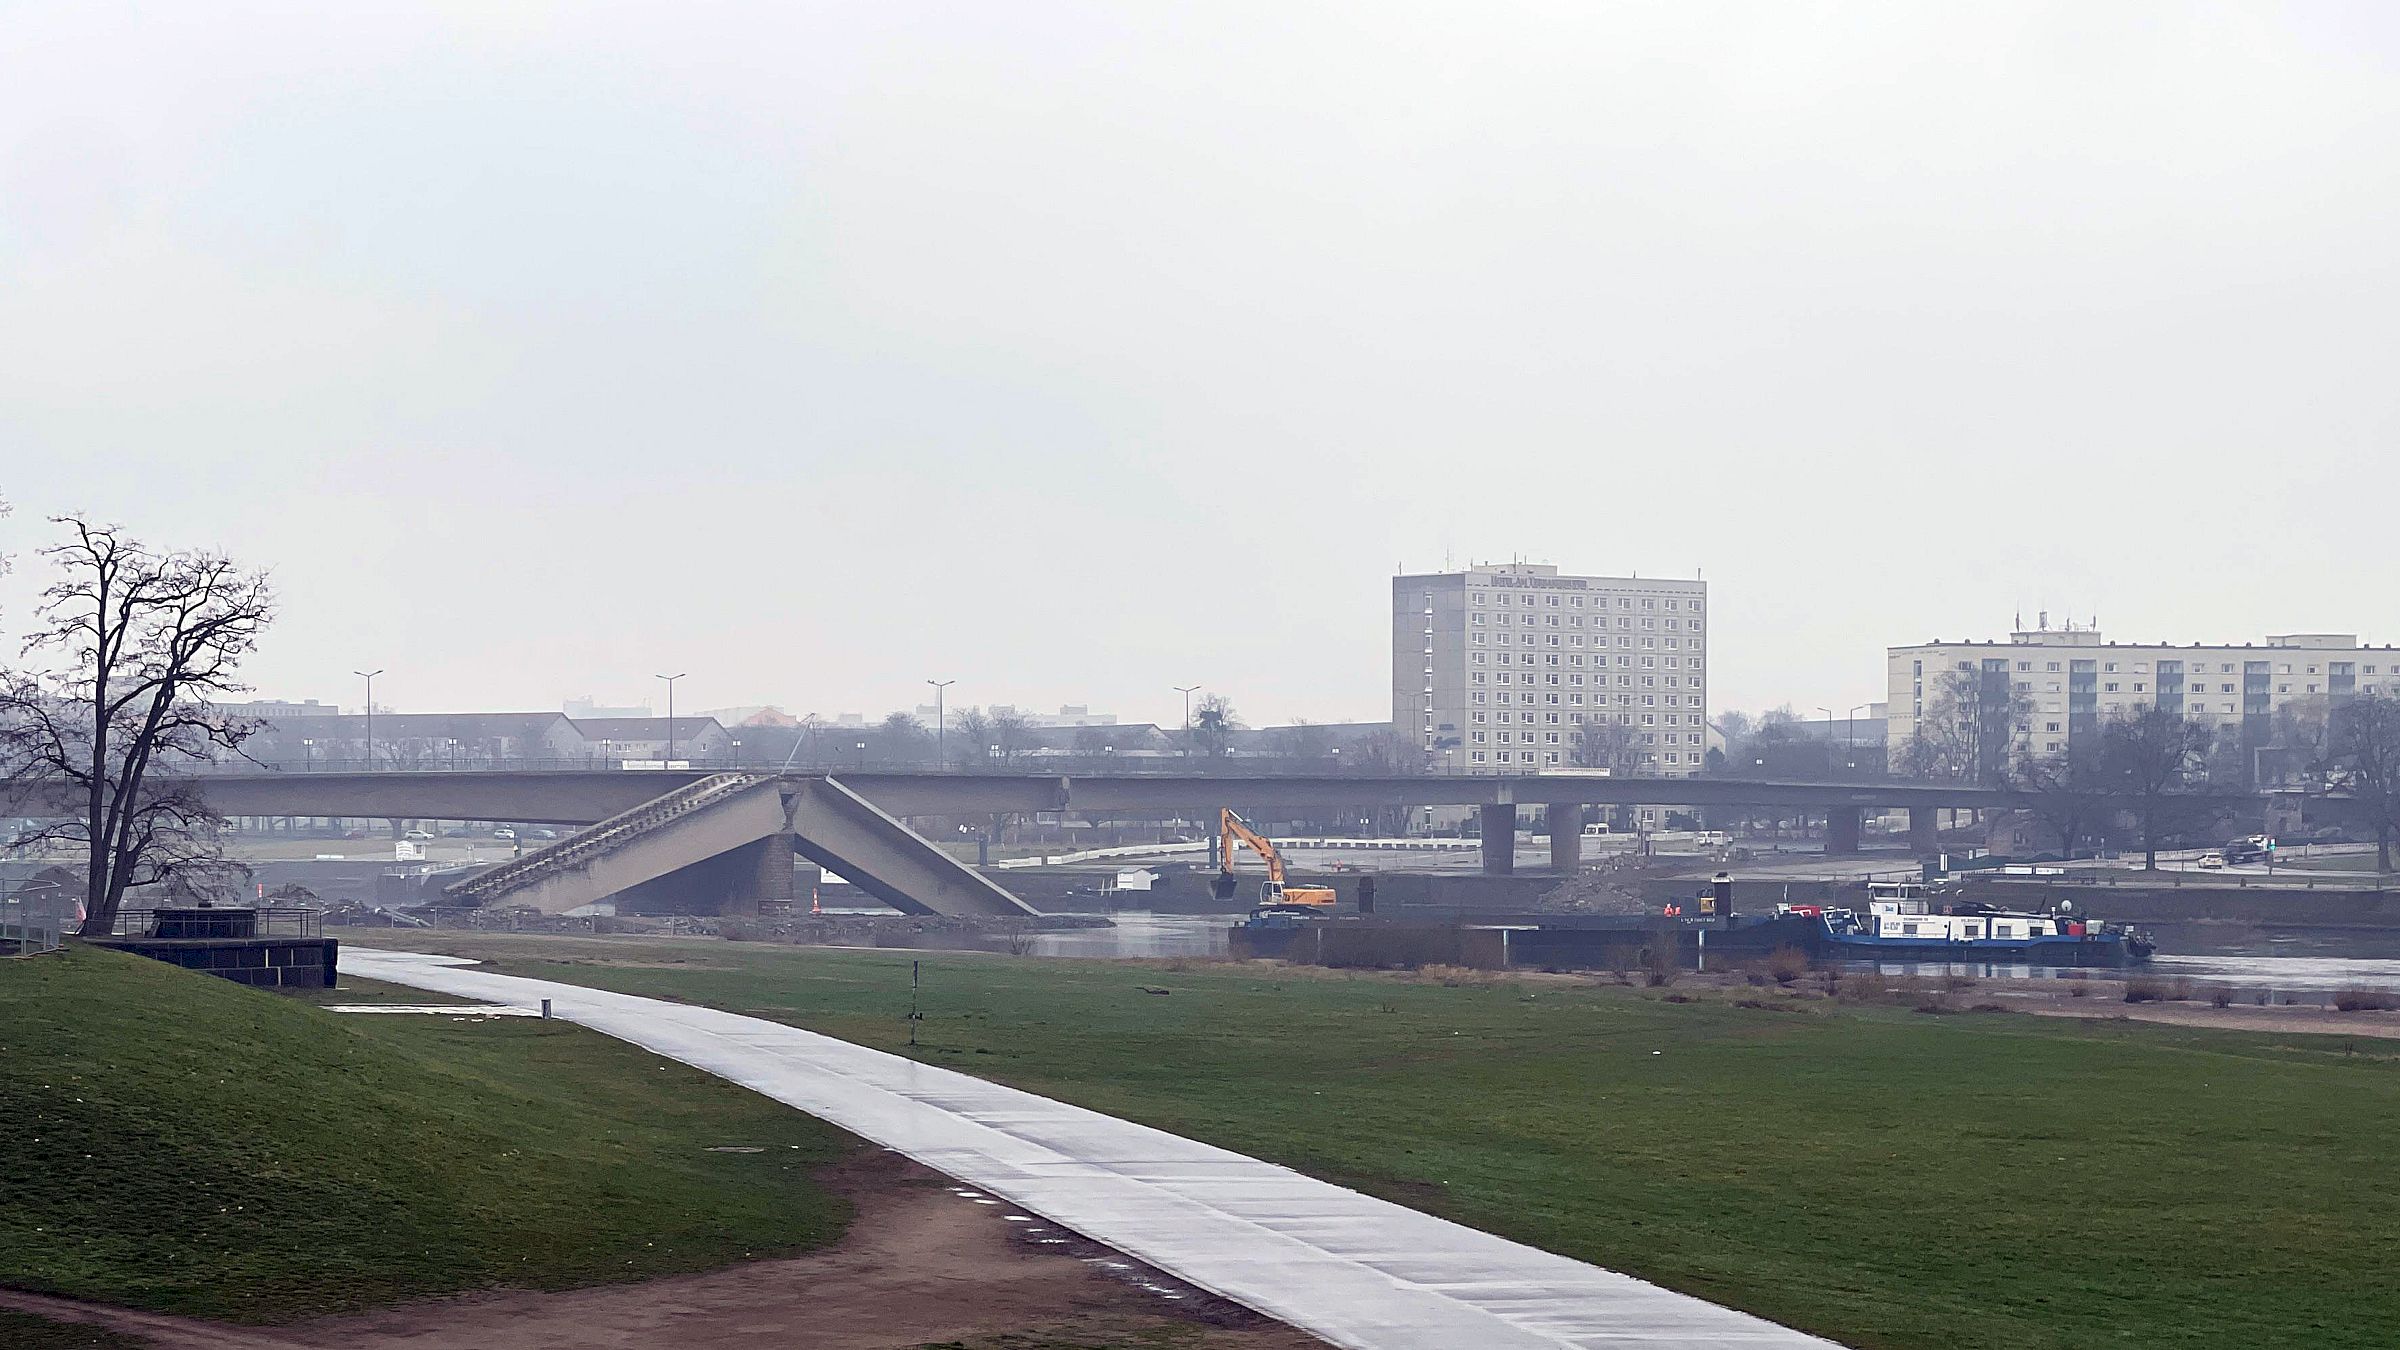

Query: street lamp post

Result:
[1816,707,1835,778]
[1174,685,1200,757]
[656,673,686,766]
[1846,703,1869,776]
[856,740,867,771]
[353,670,383,770]
[302,738,314,772]
[927,679,954,771]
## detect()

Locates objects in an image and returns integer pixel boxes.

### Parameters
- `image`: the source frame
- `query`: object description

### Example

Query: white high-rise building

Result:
[1393,563,1709,776]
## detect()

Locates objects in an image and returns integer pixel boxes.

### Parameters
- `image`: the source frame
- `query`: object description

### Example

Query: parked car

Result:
[493,827,518,841]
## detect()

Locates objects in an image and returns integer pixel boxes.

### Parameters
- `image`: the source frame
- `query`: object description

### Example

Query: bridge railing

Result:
[187,755,1961,788]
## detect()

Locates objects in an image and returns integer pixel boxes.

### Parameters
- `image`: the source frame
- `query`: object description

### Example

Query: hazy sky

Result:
[4,2,2396,727]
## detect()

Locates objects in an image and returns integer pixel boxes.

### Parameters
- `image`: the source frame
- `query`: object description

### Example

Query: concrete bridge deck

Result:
[10,766,2276,824]
[0,768,2296,916]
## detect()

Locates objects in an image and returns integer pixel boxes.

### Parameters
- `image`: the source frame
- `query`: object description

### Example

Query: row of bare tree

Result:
[1899,667,2400,869]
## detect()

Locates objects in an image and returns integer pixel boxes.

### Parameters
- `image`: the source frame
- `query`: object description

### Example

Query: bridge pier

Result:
[1480,804,1516,875]
[1825,806,1863,856]
[1548,808,1582,872]
[1908,807,1940,858]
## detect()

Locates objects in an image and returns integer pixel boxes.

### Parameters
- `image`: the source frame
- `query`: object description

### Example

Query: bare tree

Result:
[988,708,1034,764]
[1191,693,1239,758]
[877,710,925,766]
[1569,717,1642,775]
[1276,717,1331,762]
[0,519,274,935]
[2010,743,2107,859]
[2322,693,2400,872]
[1897,668,2031,786]
[2099,706,2212,870]
[951,709,992,767]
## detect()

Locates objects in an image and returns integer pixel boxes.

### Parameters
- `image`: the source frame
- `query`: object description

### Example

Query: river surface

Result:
[848,910,2400,995]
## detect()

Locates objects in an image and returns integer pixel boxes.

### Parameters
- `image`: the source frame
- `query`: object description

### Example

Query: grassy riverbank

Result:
[353,930,2400,1350]
[0,945,853,1323]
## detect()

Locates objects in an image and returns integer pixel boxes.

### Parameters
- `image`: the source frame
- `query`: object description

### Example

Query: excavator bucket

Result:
[1211,870,1240,900]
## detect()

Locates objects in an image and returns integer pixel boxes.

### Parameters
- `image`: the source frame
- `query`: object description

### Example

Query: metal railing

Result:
[1,899,65,955]
[112,906,324,939]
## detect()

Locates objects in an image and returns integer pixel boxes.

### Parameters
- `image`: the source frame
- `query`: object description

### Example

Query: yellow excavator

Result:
[1211,809,1337,915]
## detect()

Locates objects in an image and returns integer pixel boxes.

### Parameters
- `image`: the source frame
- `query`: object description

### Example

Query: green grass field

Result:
[353,932,2400,1350]
[0,945,854,1324]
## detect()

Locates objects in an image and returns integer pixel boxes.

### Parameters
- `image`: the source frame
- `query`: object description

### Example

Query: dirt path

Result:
[1,1149,1324,1350]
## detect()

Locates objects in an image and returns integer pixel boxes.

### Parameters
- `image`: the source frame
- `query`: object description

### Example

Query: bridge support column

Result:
[1908,807,1940,858]
[1826,807,1863,857]
[1548,808,1582,872]
[1480,804,1516,875]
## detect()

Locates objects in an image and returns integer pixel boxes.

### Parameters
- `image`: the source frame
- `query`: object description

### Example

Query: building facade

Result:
[1888,624,2400,775]
[1393,563,1710,776]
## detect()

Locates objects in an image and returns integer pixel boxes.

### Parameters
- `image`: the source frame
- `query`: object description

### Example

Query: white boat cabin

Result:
[1862,882,2060,941]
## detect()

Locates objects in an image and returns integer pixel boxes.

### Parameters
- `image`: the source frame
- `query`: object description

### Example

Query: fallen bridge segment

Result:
[444,773,1033,918]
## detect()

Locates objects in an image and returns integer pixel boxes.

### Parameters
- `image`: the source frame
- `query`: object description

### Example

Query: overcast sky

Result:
[4,2,2395,727]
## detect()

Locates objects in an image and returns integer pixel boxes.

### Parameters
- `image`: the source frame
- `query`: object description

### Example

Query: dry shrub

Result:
[1764,946,1811,986]
[1837,972,1889,1003]
[1970,1002,2008,1013]
[1642,945,1679,987]
[2124,979,2168,1004]
[1913,997,1955,1015]
[1419,963,1503,988]
[2167,977,2197,1002]
[2333,987,2399,1012]
[1743,966,1774,987]
[2067,982,2091,998]
[2208,986,2236,1009]
[1943,974,1979,992]
[1660,992,1695,1003]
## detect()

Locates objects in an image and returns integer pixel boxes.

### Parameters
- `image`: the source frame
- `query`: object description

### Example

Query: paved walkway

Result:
[345,950,1840,1350]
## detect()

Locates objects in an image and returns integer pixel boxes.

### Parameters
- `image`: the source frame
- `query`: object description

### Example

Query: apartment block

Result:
[1888,622,2400,765]
[1393,563,1709,776]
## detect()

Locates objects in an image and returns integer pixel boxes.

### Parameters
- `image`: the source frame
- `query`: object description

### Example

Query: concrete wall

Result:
[1964,881,2399,929]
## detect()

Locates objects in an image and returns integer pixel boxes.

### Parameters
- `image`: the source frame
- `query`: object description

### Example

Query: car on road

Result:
[493,827,517,841]
[2197,853,2225,870]
[403,829,435,841]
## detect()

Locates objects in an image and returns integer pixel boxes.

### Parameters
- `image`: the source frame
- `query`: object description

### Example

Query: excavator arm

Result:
[1211,809,1334,909]
[1217,809,1287,886]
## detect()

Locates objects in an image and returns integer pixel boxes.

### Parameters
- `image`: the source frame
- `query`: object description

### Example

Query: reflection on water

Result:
[1025,912,1232,959]
[840,908,2400,995]
[1833,952,2400,996]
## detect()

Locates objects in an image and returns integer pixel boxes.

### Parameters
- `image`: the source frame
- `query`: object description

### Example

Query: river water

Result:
[867,910,2400,996]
